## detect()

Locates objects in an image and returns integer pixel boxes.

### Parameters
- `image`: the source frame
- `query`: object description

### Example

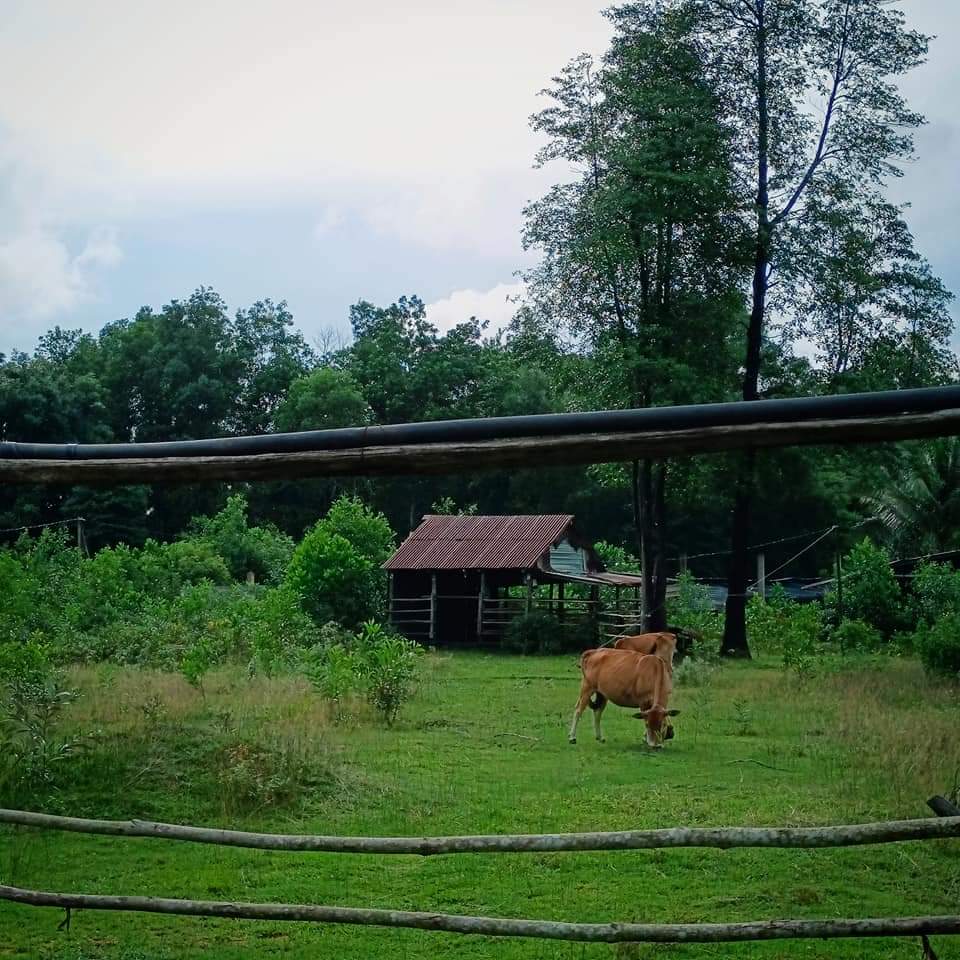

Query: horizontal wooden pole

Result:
[3,408,959,485]
[1,884,959,943]
[2,809,959,855]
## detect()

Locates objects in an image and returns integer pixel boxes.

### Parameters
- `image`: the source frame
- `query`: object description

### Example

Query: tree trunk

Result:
[649,462,668,631]
[723,8,770,658]
[722,451,755,657]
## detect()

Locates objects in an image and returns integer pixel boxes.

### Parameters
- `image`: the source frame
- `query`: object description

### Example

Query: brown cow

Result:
[614,631,676,662]
[569,636,678,748]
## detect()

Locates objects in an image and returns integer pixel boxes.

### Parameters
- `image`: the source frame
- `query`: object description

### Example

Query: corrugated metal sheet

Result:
[384,515,575,570]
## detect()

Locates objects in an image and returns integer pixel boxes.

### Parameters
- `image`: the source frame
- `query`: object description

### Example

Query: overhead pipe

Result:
[3,386,960,462]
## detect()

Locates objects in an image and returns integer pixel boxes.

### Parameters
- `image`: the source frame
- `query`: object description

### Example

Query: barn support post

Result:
[430,574,438,643]
[756,552,766,602]
[557,582,565,623]
[589,586,599,644]
[477,572,486,639]
[525,575,533,614]
[387,573,394,629]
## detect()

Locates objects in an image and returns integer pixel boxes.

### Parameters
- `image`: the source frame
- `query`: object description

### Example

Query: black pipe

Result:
[3,386,960,461]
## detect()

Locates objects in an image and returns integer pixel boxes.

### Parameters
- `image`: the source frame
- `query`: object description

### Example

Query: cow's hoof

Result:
[568,737,576,744]
[596,737,606,743]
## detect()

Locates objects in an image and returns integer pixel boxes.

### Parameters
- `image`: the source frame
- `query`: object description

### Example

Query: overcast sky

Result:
[0,0,956,356]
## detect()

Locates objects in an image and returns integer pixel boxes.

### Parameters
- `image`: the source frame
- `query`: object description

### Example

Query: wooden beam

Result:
[3,408,960,486]
[1,808,958,855]
[2,884,959,944]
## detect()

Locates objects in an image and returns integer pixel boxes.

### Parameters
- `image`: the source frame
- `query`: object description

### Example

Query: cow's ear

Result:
[666,709,680,716]
[632,710,650,719]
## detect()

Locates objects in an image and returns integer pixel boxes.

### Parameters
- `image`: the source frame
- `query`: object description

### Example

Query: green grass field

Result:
[1,652,958,959]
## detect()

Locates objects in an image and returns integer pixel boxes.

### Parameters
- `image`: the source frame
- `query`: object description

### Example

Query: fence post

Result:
[477,572,486,639]
[525,575,532,614]
[387,573,394,629]
[835,547,844,623]
[757,551,766,602]
[429,574,438,643]
[558,582,565,623]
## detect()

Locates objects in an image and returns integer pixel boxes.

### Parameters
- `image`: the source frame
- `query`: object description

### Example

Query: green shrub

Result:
[832,618,882,652]
[306,621,422,724]
[674,657,716,687]
[916,614,960,679]
[667,572,722,657]
[912,561,960,626]
[827,538,902,638]
[287,527,374,627]
[188,493,294,583]
[746,585,792,654]
[502,611,557,655]
[780,603,822,680]
[0,670,91,802]
[355,622,422,725]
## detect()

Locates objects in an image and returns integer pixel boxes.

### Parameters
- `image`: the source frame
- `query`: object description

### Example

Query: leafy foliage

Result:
[502,611,561,656]
[916,614,960,680]
[306,621,422,724]
[832,619,883,653]
[827,538,903,638]
[286,497,394,628]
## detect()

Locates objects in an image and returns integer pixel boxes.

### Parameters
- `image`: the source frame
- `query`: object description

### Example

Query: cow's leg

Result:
[592,694,607,742]
[568,685,592,744]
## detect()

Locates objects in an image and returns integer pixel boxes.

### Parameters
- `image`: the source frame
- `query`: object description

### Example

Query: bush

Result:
[188,493,294,584]
[0,667,90,802]
[912,561,960,626]
[674,657,717,687]
[502,611,558,655]
[780,602,822,680]
[287,527,374,627]
[356,622,422,725]
[667,571,722,658]
[832,618,883,652]
[916,614,960,680]
[305,621,422,724]
[827,538,902,638]
[746,585,792,654]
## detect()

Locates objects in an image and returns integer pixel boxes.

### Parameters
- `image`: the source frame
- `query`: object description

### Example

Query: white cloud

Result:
[313,205,344,237]
[0,143,123,339]
[426,281,525,335]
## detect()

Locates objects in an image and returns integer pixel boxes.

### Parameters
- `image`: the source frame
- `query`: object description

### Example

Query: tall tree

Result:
[523,5,743,626]
[692,0,931,654]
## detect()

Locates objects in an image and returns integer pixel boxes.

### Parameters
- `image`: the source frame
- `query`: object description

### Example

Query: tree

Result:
[783,178,955,391]
[230,299,315,435]
[864,437,960,556]
[691,0,931,655]
[523,5,743,627]
[286,496,395,628]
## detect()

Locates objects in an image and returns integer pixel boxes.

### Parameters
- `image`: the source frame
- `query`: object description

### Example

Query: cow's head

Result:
[633,707,679,747]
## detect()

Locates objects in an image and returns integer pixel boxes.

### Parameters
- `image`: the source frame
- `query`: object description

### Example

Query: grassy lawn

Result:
[1,652,958,959]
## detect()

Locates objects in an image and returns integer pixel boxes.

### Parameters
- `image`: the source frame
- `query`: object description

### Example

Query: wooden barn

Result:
[383,514,645,646]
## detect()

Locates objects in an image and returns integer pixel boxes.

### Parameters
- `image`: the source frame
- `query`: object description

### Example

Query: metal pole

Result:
[756,551,766,602]
[429,574,438,643]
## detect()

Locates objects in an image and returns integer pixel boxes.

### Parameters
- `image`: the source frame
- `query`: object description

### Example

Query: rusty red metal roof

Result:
[384,515,576,570]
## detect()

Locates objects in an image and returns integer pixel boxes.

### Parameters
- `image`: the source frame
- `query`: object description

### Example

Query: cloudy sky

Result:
[0,0,956,356]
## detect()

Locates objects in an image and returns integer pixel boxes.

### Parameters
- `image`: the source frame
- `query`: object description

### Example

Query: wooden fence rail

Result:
[2,809,958,855]
[1,884,959,945]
